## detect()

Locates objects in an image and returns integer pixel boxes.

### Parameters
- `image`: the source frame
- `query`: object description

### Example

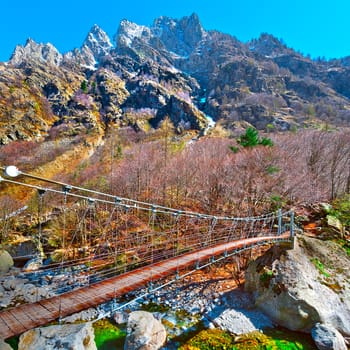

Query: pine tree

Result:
[236,127,273,148]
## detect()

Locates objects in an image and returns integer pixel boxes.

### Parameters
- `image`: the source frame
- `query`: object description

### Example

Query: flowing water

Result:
[93,305,317,350]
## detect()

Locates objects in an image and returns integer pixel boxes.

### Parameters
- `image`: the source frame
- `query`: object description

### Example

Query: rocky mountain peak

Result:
[3,13,350,146]
[9,38,62,66]
[115,19,151,48]
[152,13,206,57]
[76,24,114,67]
[62,25,113,68]
[83,24,113,58]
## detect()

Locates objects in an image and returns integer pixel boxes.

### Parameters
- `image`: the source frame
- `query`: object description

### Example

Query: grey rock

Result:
[245,236,350,336]
[113,311,127,324]
[115,20,151,49]
[0,339,13,350]
[152,13,205,57]
[3,276,20,291]
[83,25,112,59]
[21,284,39,303]
[23,257,43,271]
[124,311,166,350]
[312,323,347,350]
[210,307,274,335]
[66,25,113,67]
[63,308,98,323]
[10,39,62,66]
[18,322,96,350]
[0,294,13,309]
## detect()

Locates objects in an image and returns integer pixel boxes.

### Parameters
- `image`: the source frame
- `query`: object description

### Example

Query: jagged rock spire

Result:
[9,38,62,66]
[82,24,113,58]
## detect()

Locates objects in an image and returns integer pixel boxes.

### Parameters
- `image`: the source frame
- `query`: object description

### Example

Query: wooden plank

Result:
[74,294,106,308]
[89,284,115,298]
[0,311,27,336]
[19,305,53,325]
[83,291,107,304]
[66,292,93,305]
[119,275,140,287]
[148,265,169,274]
[60,295,86,311]
[66,290,104,310]
[0,316,13,339]
[8,308,43,331]
[38,299,60,316]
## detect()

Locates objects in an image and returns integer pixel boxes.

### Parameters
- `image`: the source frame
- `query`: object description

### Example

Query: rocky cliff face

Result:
[2,13,350,146]
[152,13,206,57]
[83,25,113,62]
[10,39,63,67]
[62,25,113,68]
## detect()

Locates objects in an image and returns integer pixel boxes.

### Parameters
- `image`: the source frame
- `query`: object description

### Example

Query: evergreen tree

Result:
[236,127,273,148]
[80,80,88,93]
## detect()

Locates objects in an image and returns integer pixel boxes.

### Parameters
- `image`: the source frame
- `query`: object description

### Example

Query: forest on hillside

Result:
[1,126,350,302]
[1,127,349,218]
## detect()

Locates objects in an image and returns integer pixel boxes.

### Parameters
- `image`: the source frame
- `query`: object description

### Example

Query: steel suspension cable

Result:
[0,167,285,221]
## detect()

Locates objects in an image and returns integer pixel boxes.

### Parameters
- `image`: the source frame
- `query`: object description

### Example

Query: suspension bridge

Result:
[0,166,294,339]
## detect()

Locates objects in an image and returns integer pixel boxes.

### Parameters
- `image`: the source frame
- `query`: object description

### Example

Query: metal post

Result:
[290,211,295,238]
[58,297,62,325]
[290,211,295,249]
[277,208,282,235]
[37,189,46,259]
[112,287,117,313]
[149,269,153,292]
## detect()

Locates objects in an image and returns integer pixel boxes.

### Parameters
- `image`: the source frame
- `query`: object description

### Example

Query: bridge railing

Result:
[0,166,294,303]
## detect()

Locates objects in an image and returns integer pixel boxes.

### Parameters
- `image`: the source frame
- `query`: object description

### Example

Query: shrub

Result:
[329,195,350,231]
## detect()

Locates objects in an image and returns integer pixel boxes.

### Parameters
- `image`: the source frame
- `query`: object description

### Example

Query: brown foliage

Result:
[107,129,350,214]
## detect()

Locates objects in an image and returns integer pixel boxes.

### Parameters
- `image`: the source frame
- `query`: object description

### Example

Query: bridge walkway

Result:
[0,234,289,339]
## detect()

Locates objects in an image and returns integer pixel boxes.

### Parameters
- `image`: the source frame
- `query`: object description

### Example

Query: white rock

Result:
[18,322,96,350]
[124,311,166,350]
[63,308,98,323]
[2,276,18,291]
[0,294,13,308]
[210,307,274,335]
[113,311,127,324]
[245,237,350,335]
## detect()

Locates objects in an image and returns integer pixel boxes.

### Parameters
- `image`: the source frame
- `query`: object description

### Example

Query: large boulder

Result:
[210,307,274,335]
[245,236,350,337]
[124,311,166,350]
[18,322,96,350]
[0,250,13,275]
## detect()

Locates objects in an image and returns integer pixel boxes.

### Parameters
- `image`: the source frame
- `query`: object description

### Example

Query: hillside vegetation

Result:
[1,13,350,265]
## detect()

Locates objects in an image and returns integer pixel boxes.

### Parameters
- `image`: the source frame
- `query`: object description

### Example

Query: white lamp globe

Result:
[5,166,20,177]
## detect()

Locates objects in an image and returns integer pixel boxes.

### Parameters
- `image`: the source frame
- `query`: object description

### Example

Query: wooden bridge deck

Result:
[0,234,290,340]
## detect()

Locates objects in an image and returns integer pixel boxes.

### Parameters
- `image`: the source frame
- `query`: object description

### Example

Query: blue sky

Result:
[1,0,349,62]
